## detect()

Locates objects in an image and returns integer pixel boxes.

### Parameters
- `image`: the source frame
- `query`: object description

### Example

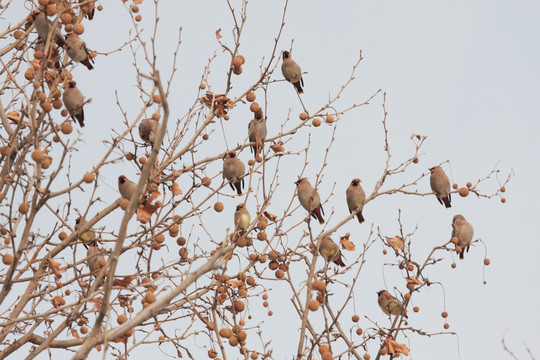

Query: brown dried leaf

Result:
[114,276,136,288]
[7,111,20,123]
[263,211,277,222]
[30,59,40,71]
[384,339,410,356]
[94,344,101,352]
[215,28,223,39]
[339,236,356,251]
[170,170,182,181]
[387,236,404,251]
[90,297,102,311]
[406,276,424,286]
[270,141,285,153]
[48,258,64,278]
[227,280,243,288]
[177,350,183,358]
[171,182,182,196]
[71,329,80,338]
[136,206,151,224]
[113,336,127,344]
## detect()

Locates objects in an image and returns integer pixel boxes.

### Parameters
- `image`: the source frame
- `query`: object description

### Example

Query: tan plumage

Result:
[429,166,451,208]
[377,290,407,317]
[65,32,94,70]
[139,118,158,145]
[80,0,96,20]
[223,152,245,195]
[281,51,304,93]
[118,175,137,200]
[63,81,85,127]
[32,11,66,48]
[319,235,345,267]
[295,178,324,224]
[234,204,251,232]
[346,178,366,223]
[74,217,95,245]
[248,118,267,157]
[87,243,106,275]
[452,214,474,260]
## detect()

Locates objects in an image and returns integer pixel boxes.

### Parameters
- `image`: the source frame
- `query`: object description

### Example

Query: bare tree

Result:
[0,1,513,359]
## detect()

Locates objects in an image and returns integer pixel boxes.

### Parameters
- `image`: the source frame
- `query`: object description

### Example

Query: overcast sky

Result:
[4,1,540,359]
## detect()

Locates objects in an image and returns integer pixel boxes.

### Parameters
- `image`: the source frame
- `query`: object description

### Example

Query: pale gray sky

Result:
[3,1,540,359]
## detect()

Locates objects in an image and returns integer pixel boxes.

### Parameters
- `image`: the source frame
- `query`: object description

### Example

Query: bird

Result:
[87,243,106,275]
[32,11,66,48]
[452,214,474,260]
[74,217,96,246]
[429,166,451,208]
[248,117,267,157]
[63,80,85,127]
[319,235,345,267]
[346,178,366,223]
[139,118,158,146]
[223,152,245,196]
[118,175,137,200]
[377,290,407,318]
[234,203,251,232]
[65,32,94,70]
[281,50,304,93]
[295,178,324,224]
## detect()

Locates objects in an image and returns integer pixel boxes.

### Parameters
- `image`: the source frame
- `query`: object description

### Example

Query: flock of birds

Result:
[29,5,474,318]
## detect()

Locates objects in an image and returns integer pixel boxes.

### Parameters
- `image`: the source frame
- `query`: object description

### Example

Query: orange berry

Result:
[64,23,73,32]
[451,236,458,244]
[352,314,360,322]
[25,68,36,81]
[135,14,142,22]
[356,328,363,335]
[256,231,267,241]
[61,122,73,134]
[500,186,506,192]
[299,112,308,120]
[455,245,463,254]
[2,253,14,265]
[246,92,256,102]
[152,94,161,103]
[452,183,458,190]
[232,55,245,67]
[31,149,46,163]
[52,99,63,109]
[46,4,57,16]
[80,325,88,334]
[38,0,49,6]
[37,91,47,102]
[308,299,320,311]
[363,354,371,360]
[466,182,472,188]
[501,198,506,203]
[407,263,414,271]
[201,176,211,187]
[234,300,245,312]
[413,306,419,312]
[145,291,156,303]
[155,234,165,243]
[72,23,84,35]
[441,311,448,318]
[83,172,95,183]
[117,314,128,324]
[177,237,186,246]
[413,157,419,164]
[404,293,411,300]
[326,115,335,123]
[267,311,273,316]
[382,249,388,255]
[202,134,209,140]
[60,13,72,24]
[312,280,326,292]
[40,102,52,112]
[232,66,243,75]
[322,352,333,360]
[13,30,24,39]
[119,198,130,210]
[214,202,224,212]
[451,262,457,269]
[275,269,285,279]
[18,203,29,214]
[131,5,140,13]
[58,231,67,240]
[97,4,103,11]
[199,83,206,90]
[458,187,469,197]
[312,118,321,127]
[249,102,260,113]
[152,112,160,120]
[484,258,491,266]
[443,323,450,329]
[139,156,146,164]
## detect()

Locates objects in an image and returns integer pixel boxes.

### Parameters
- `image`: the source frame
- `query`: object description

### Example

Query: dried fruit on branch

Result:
[200,92,233,118]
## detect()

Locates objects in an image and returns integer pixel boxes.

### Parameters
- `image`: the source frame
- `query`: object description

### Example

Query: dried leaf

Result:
[227,280,243,288]
[71,329,80,338]
[387,236,404,251]
[263,211,277,222]
[170,170,182,181]
[171,182,182,196]
[90,297,102,311]
[137,192,161,223]
[94,344,101,352]
[215,28,223,39]
[7,111,20,123]
[270,141,285,153]
[113,336,127,344]
[177,350,183,358]
[200,92,233,118]
[340,234,355,251]
[136,206,151,224]
[30,59,40,71]
[114,276,136,288]
[133,0,144,4]
[384,339,410,357]
[48,258,64,278]
[406,276,424,286]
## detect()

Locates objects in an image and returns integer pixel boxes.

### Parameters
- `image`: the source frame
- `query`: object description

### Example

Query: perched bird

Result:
[32,11,66,48]
[80,0,96,20]
[63,80,85,127]
[319,235,345,267]
[429,166,451,208]
[87,243,106,275]
[295,178,324,224]
[139,118,158,146]
[234,203,251,232]
[377,290,408,318]
[452,214,474,260]
[74,217,96,246]
[281,51,304,93]
[65,32,94,70]
[346,178,366,223]
[223,152,245,195]
[118,175,137,200]
[248,117,267,157]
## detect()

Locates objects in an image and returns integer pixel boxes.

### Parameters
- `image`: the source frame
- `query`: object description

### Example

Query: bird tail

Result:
[442,196,451,208]
[312,207,325,224]
[334,257,345,267]
[234,181,243,196]
[82,58,94,70]
[356,211,365,223]
[86,9,95,20]
[74,111,85,127]
[293,81,304,94]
